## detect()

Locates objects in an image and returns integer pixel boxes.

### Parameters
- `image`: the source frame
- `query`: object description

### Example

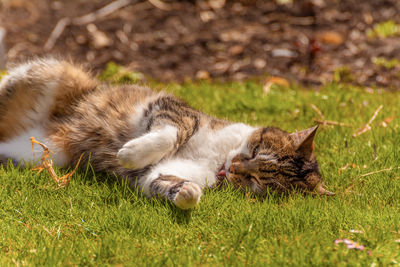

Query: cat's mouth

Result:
[217,164,226,177]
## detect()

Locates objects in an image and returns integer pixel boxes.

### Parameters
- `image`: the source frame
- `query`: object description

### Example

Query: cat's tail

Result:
[0,57,97,141]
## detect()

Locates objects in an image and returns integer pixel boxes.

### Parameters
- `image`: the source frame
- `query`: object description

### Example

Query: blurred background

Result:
[0,0,400,88]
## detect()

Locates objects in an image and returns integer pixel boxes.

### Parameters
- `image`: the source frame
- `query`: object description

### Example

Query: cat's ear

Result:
[290,125,319,157]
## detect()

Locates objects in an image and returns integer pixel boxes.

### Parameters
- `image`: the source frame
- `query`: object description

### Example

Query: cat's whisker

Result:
[314,119,352,127]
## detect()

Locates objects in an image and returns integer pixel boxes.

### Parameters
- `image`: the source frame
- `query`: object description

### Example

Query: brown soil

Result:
[1,0,400,88]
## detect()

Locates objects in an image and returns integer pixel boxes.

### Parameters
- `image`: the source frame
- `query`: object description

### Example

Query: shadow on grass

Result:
[156,200,193,225]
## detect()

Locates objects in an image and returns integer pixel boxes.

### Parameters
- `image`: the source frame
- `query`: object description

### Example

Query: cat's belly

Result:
[0,126,68,166]
[149,158,218,188]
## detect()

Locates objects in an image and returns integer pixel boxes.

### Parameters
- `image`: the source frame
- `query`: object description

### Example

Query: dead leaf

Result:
[208,0,225,9]
[353,105,383,137]
[195,70,210,80]
[228,45,244,56]
[200,11,216,23]
[316,31,345,46]
[379,115,397,127]
[263,76,289,94]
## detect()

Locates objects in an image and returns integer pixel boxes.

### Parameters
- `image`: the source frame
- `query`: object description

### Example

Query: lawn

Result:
[1,73,400,266]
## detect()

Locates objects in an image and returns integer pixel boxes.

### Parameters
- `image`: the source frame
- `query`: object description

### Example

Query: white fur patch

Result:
[173,181,202,209]
[3,60,60,125]
[24,82,58,123]
[117,125,178,170]
[8,62,32,80]
[139,123,256,196]
[140,159,213,196]
[0,126,68,167]
[128,93,164,138]
[181,123,255,178]
[128,104,146,135]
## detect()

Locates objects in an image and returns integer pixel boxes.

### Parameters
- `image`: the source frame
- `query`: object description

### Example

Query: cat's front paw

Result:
[117,134,173,170]
[173,182,202,210]
[117,126,177,170]
[117,145,165,170]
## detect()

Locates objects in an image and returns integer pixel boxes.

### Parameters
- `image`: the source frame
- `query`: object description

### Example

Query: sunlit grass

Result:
[1,76,400,266]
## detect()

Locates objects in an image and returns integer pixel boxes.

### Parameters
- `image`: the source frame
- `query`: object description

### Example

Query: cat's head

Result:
[224,125,334,196]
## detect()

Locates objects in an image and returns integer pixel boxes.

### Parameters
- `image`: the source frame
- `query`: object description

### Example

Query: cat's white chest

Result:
[177,123,254,172]
[141,123,255,191]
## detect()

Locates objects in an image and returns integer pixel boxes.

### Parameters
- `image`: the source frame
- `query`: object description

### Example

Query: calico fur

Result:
[0,58,333,209]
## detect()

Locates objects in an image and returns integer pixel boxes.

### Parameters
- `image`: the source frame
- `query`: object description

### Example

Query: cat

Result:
[0,58,334,209]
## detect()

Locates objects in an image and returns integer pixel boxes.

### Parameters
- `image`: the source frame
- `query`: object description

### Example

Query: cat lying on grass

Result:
[0,58,334,209]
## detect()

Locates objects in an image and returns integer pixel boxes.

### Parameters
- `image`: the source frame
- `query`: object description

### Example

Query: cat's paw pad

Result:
[173,182,202,210]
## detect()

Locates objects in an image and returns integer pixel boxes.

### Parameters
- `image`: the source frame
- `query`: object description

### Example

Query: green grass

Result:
[1,77,400,266]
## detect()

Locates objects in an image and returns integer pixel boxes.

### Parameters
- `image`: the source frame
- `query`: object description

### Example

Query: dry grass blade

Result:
[345,166,400,195]
[338,163,360,174]
[353,105,383,137]
[263,77,289,94]
[310,104,325,121]
[358,167,400,178]
[73,0,133,25]
[310,104,350,127]
[44,18,71,51]
[30,137,83,189]
[314,119,352,127]
[339,163,351,173]
[44,0,135,51]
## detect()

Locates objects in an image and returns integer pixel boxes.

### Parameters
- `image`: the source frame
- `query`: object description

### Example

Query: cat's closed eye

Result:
[251,145,259,158]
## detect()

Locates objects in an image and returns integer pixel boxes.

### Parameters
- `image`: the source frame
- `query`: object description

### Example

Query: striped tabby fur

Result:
[0,58,333,209]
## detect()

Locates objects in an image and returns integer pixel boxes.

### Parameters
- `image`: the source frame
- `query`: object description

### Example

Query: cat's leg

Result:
[0,58,95,165]
[139,159,216,209]
[117,95,201,170]
[0,58,96,142]
[148,175,202,210]
[117,125,178,169]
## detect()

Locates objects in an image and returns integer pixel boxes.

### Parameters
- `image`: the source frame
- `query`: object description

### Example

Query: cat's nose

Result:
[230,162,245,174]
[230,160,258,174]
